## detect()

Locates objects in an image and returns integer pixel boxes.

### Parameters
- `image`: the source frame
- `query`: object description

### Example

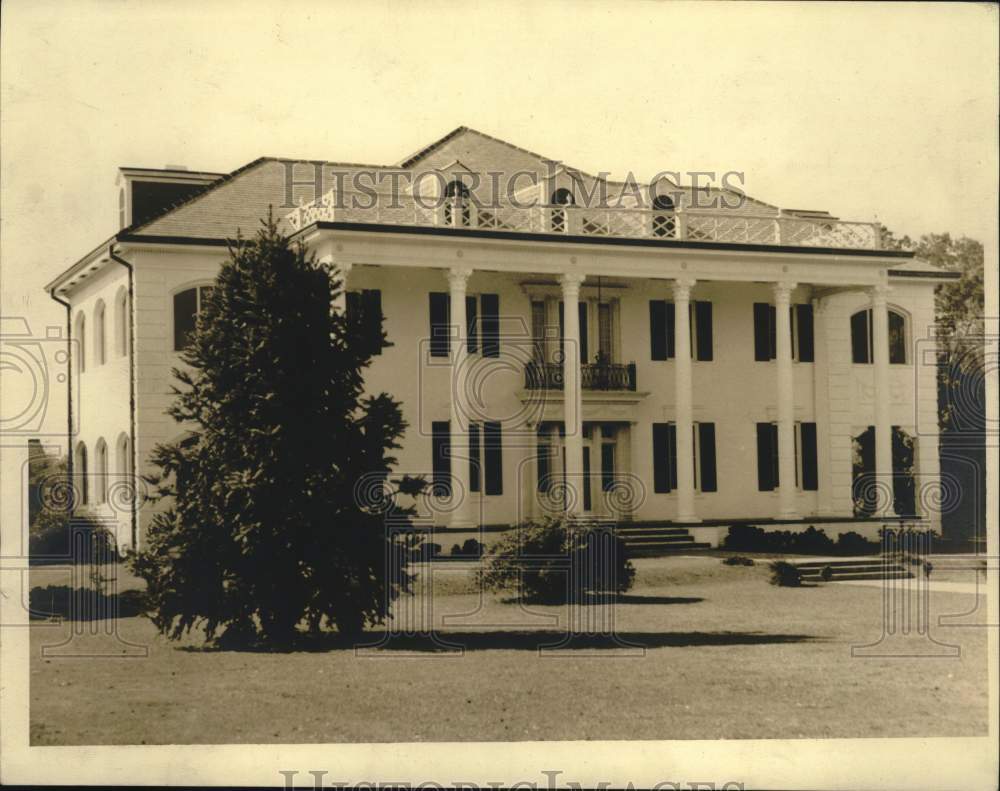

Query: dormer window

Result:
[550,188,575,233]
[444,180,471,227]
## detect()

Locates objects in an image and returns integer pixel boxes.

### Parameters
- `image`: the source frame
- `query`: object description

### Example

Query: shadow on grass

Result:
[28,586,146,622]
[181,629,819,653]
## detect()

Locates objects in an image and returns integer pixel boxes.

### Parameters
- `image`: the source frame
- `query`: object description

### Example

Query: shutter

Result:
[537,433,550,493]
[363,289,383,355]
[649,300,667,360]
[558,301,564,360]
[666,301,676,359]
[800,422,818,491]
[601,441,615,493]
[695,301,713,361]
[468,422,481,493]
[768,305,777,360]
[652,423,670,493]
[756,422,774,491]
[578,301,588,364]
[429,292,449,358]
[771,423,780,488]
[797,303,814,363]
[484,421,503,495]
[481,293,500,358]
[431,421,451,496]
[667,423,678,491]
[753,303,770,361]
[851,310,869,364]
[698,422,717,492]
[466,295,478,355]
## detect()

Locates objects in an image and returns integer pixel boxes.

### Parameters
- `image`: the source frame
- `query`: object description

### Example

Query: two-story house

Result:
[46,127,957,551]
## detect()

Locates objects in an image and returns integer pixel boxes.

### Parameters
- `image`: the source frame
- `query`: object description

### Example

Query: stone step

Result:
[794,558,890,569]
[621,534,698,544]
[823,571,915,582]
[798,564,907,576]
[616,527,692,536]
[628,542,712,556]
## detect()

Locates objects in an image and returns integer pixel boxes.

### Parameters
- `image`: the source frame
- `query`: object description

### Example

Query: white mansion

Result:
[47,127,957,550]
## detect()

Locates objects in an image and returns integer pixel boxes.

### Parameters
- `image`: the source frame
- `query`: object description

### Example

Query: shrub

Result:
[480,518,635,604]
[769,561,803,587]
[723,556,755,566]
[834,531,879,556]
[451,538,483,557]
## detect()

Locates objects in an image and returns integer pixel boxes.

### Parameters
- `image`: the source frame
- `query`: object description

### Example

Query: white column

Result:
[331,259,353,313]
[773,281,799,519]
[871,283,894,515]
[448,267,474,528]
[560,272,586,516]
[673,278,698,523]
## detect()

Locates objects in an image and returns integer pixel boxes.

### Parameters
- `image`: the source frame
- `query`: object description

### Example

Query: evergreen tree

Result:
[130,213,423,646]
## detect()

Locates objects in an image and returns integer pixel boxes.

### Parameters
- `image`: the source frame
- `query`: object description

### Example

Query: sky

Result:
[1,0,997,433]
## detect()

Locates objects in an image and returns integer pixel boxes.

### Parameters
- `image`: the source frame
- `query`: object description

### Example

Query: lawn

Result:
[29,555,989,744]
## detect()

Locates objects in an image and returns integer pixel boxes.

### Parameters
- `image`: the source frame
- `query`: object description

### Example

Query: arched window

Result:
[74,441,89,506]
[173,284,213,351]
[850,308,908,365]
[652,194,676,238]
[117,432,132,478]
[115,287,129,357]
[550,188,575,233]
[94,438,108,504]
[443,180,471,227]
[94,300,106,366]
[75,312,86,374]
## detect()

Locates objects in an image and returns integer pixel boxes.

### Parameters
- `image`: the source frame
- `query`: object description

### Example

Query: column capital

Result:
[446,266,473,291]
[771,280,797,302]
[559,271,586,294]
[672,277,696,299]
[869,283,891,304]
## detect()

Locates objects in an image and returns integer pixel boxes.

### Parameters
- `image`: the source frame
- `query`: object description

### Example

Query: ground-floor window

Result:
[756,421,818,492]
[852,425,917,516]
[651,422,717,494]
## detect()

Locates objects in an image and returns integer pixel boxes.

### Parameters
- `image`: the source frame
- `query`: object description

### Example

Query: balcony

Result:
[525,361,637,392]
[287,187,883,251]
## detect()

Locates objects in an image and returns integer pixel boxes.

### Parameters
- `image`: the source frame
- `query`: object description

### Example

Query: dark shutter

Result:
[756,422,774,491]
[851,310,870,364]
[667,423,678,491]
[698,422,717,492]
[173,288,198,351]
[537,433,550,493]
[796,303,814,363]
[578,301,588,364]
[558,301,564,361]
[484,421,503,495]
[466,295,478,355]
[652,423,671,493]
[649,300,667,361]
[345,290,362,338]
[768,305,777,360]
[429,292,449,357]
[800,422,818,491]
[753,303,770,361]
[431,421,451,496]
[666,301,676,359]
[481,293,500,358]
[601,442,615,493]
[468,422,481,493]
[695,301,713,361]
[364,289,383,355]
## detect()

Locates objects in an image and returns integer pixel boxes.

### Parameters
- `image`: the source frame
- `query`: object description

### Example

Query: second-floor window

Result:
[428,292,500,358]
[753,303,814,362]
[850,308,908,364]
[345,289,384,356]
[649,300,713,361]
[173,285,213,352]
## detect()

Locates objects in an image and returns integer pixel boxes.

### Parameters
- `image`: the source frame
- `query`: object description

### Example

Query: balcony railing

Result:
[525,361,637,392]
[287,187,882,250]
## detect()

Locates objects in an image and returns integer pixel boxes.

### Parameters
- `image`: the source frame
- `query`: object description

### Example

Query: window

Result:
[598,303,613,360]
[74,442,89,506]
[173,285,212,351]
[754,302,814,362]
[431,421,451,496]
[652,422,717,493]
[850,308,908,364]
[117,432,132,478]
[94,438,108,504]
[346,289,384,356]
[469,421,503,495]
[652,194,676,238]
[429,292,500,358]
[531,300,546,361]
[650,300,712,361]
[115,288,129,357]
[756,422,818,491]
[75,312,86,373]
[550,188,574,233]
[444,180,471,227]
[94,301,106,366]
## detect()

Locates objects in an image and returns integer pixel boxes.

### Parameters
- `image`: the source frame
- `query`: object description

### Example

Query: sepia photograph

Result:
[1,1,997,788]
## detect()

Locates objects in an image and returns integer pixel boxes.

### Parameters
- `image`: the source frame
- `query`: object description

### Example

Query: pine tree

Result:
[130,212,423,646]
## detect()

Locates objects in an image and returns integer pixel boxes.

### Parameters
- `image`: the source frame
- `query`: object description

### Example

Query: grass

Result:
[29,555,989,744]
